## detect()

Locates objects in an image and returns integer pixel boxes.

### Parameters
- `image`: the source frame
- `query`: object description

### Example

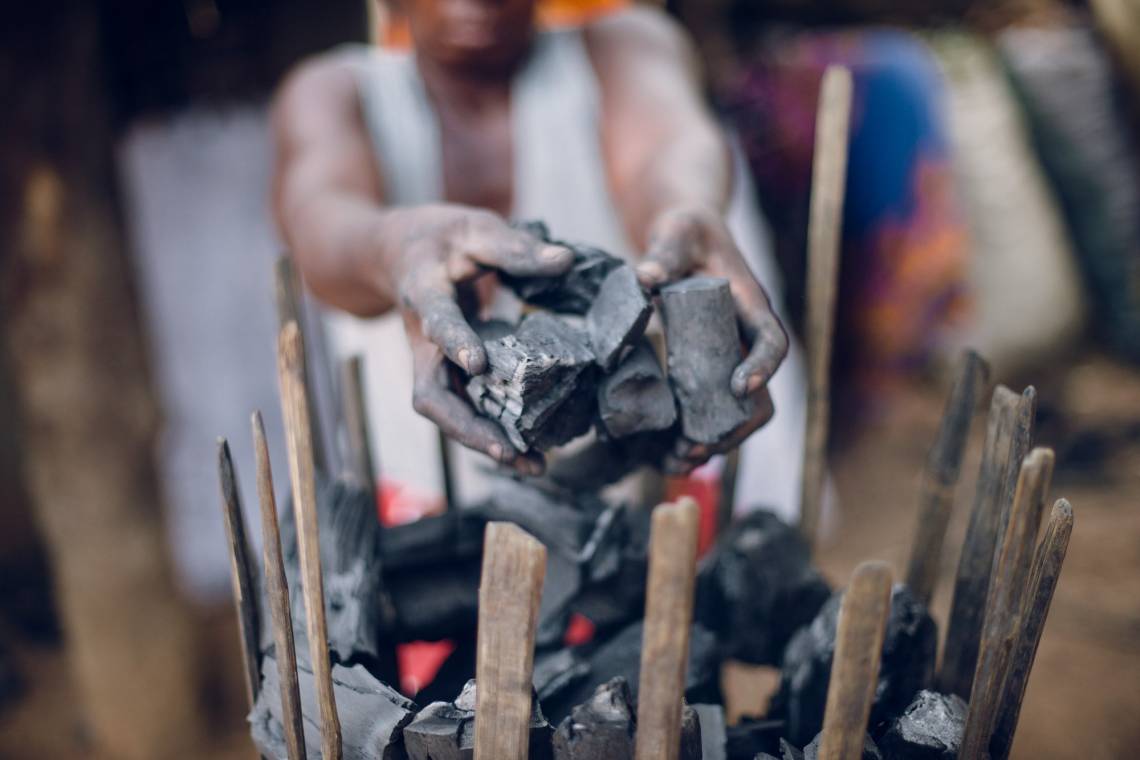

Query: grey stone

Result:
[660,277,754,444]
[250,652,414,760]
[877,690,966,759]
[597,342,677,438]
[695,510,831,665]
[586,266,652,371]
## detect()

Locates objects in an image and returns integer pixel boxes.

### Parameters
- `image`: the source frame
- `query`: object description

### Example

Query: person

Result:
[271,0,801,512]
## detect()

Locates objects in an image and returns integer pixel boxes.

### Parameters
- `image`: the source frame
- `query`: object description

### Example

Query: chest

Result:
[435,101,515,218]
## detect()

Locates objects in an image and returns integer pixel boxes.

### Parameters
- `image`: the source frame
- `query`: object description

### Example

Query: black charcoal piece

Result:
[535,648,592,705]
[385,555,482,642]
[660,277,754,444]
[466,312,596,452]
[800,732,883,760]
[693,704,727,760]
[877,690,965,759]
[680,703,703,760]
[586,266,652,371]
[770,584,937,746]
[552,677,636,760]
[597,342,677,438]
[725,718,785,759]
[250,652,414,760]
[503,223,623,314]
[404,679,553,760]
[539,621,721,725]
[695,510,831,665]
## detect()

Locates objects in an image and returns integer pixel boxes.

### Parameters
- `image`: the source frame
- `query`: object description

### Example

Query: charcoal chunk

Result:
[660,277,754,443]
[770,585,937,746]
[725,718,784,759]
[692,703,727,760]
[552,677,636,760]
[680,703,703,760]
[695,510,831,665]
[404,679,553,760]
[877,690,966,759]
[502,224,624,314]
[801,732,883,760]
[467,312,596,452]
[250,652,414,760]
[597,342,677,438]
[586,266,652,371]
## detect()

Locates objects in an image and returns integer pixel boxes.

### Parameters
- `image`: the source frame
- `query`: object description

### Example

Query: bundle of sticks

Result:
[215,66,1074,759]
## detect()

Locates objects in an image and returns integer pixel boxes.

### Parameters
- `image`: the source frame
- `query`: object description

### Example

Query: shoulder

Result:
[582,6,696,64]
[273,50,365,124]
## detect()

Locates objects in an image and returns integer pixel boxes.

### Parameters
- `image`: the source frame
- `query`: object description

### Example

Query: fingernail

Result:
[637,261,665,283]
[689,444,708,460]
[540,245,571,263]
[747,374,764,393]
[458,348,472,372]
[488,442,504,461]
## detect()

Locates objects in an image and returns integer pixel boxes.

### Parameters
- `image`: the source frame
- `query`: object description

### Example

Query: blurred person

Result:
[271,0,809,518]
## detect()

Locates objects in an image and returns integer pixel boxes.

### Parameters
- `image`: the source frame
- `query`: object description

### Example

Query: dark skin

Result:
[271,0,788,475]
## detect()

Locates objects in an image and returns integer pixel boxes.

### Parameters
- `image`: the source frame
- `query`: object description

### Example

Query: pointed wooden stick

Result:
[253,411,307,760]
[339,355,378,502]
[996,387,1038,550]
[939,385,1024,697]
[799,65,853,550]
[816,561,893,760]
[960,447,1053,759]
[905,351,990,606]
[278,321,341,760]
[474,522,547,760]
[635,497,701,760]
[276,255,327,474]
[990,498,1074,760]
[217,437,262,709]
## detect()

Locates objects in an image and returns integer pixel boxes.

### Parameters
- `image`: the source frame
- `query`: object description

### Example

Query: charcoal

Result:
[535,648,592,705]
[545,431,677,489]
[680,703,703,760]
[502,223,623,314]
[771,584,937,746]
[552,677,636,760]
[725,718,785,759]
[404,679,553,760]
[877,690,966,759]
[378,510,484,573]
[695,510,831,665]
[466,312,596,452]
[586,266,652,371]
[800,732,883,760]
[538,620,721,724]
[250,652,414,760]
[660,277,754,444]
[597,342,677,438]
[413,633,478,706]
[385,555,482,642]
[693,703,727,760]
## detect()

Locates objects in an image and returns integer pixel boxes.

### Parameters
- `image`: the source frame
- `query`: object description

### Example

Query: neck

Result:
[416,52,523,113]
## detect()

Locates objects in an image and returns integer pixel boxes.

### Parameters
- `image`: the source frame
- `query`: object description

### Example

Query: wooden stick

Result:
[938,386,1020,697]
[635,497,701,760]
[905,351,989,606]
[276,255,328,474]
[990,498,1074,760]
[253,411,307,760]
[996,387,1038,551]
[474,522,547,760]
[799,65,853,550]
[959,447,1053,759]
[278,321,341,760]
[816,561,893,760]
[216,437,262,709]
[438,429,457,511]
[339,355,378,501]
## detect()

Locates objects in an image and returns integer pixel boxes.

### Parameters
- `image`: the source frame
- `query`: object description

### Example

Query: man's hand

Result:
[635,204,789,473]
[395,204,574,474]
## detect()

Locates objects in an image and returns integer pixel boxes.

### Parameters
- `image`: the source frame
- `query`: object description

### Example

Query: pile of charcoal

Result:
[248,471,967,759]
[465,221,755,465]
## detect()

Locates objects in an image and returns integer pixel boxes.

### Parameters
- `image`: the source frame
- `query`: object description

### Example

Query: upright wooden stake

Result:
[939,386,1022,697]
[216,439,262,709]
[990,498,1074,760]
[960,448,1053,759]
[474,522,547,760]
[816,561,893,760]
[635,498,701,760]
[996,388,1038,550]
[905,351,989,606]
[799,65,853,549]
[278,321,342,760]
[253,411,307,760]
[276,256,328,474]
[339,355,378,501]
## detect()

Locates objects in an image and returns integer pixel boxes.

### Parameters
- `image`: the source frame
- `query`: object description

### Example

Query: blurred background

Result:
[1,0,1138,757]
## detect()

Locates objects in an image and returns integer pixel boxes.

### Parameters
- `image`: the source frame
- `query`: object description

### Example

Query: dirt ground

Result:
[2,353,1138,759]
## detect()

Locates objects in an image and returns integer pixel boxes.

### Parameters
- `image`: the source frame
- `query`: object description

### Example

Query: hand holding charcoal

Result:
[635,204,788,473]
[395,204,574,474]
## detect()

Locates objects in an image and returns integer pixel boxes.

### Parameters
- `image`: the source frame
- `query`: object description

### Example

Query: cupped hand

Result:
[634,204,789,474]
[395,205,573,474]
